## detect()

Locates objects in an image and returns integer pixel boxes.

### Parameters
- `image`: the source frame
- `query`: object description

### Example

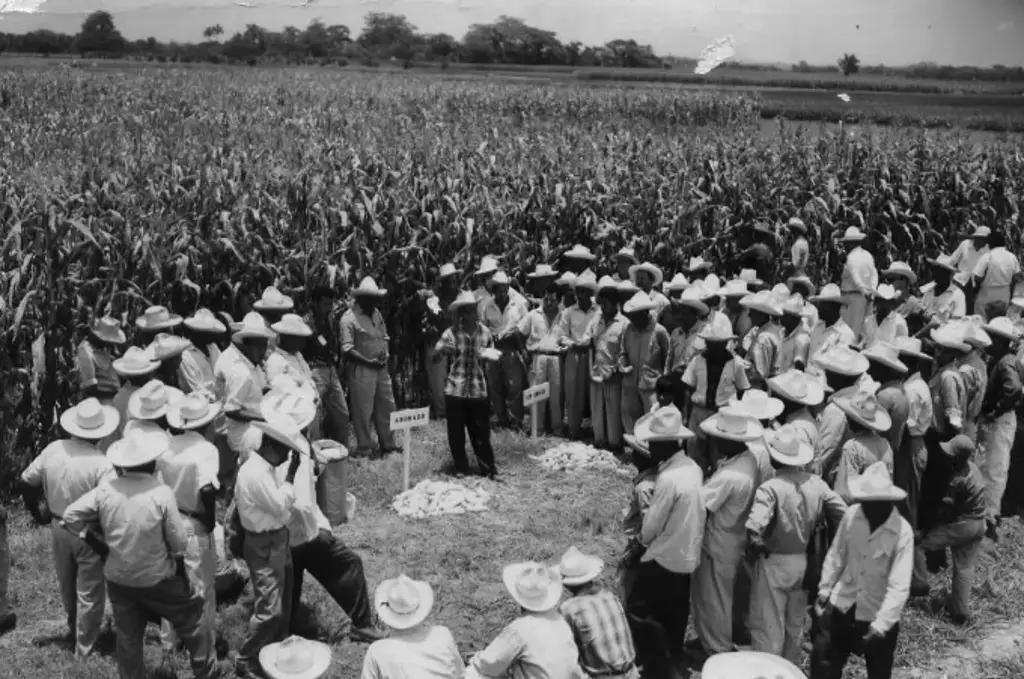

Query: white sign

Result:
[523,383,551,407]
[390,407,430,431]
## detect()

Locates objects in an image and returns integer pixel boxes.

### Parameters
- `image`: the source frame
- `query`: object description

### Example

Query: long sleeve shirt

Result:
[812,386,859,478]
[619,323,670,392]
[807,320,856,376]
[701,451,760,554]
[950,240,986,277]
[340,306,390,361]
[783,408,819,450]
[862,312,908,348]
[841,248,878,296]
[158,432,220,515]
[748,322,783,387]
[63,472,191,588]
[623,468,658,540]
[76,339,120,397]
[959,351,989,425]
[276,454,329,548]
[875,382,910,458]
[362,625,466,679]
[558,305,600,348]
[973,247,1021,292]
[937,462,987,524]
[590,313,627,383]
[666,322,706,373]
[779,327,811,372]
[903,372,934,437]
[470,611,585,679]
[234,453,295,533]
[481,297,528,348]
[919,286,967,323]
[20,439,114,517]
[833,431,895,502]
[558,590,637,678]
[930,365,967,435]
[818,506,914,635]
[746,469,848,555]
[519,308,566,354]
[214,344,267,415]
[177,345,218,401]
[640,452,705,574]
[681,355,750,408]
[983,353,1024,418]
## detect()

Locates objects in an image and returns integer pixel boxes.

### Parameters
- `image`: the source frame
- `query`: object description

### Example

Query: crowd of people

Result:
[0,217,1023,679]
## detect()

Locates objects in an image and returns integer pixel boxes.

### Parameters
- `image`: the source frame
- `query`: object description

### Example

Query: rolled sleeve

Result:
[339,314,356,354]
[744,485,776,538]
[472,625,524,677]
[640,478,676,547]
[62,487,100,527]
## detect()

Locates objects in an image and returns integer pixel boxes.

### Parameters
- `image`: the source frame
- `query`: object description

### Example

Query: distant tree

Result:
[203,24,224,41]
[77,10,126,55]
[358,12,418,58]
[838,52,860,77]
[426,33,457,68]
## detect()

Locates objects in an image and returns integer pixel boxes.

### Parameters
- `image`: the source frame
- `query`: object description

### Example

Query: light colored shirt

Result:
[112,383,140,438]
[950,240,987,277]
[919,286,967,323]
[701,451,760,554]
[275,454,329,547]
[178,345,218,401]
[362,625,466,679]
[833,431,895,502]
[619,323,670,392]
[63,472,190,588]
[808,320,856,374]
[519,308,566,354]
[682,355,750,408]
[20,438,114,518]
[235,453,295,533]
[862,312,908,348]
[812,386,859,477]
[904,372,933,437]
[624,468,658,540]
[648,290,671,321]
[959,351,989,425]
[791,237,810,275]
[841,247,878,296]
[470,610,585,679]
[158,432,220,515]
[818,505,914,635]
[340,306,390,360]
[558,305,600,345]
[748,322,783,385]
[974,246,1021,290]
[482,296,528,345]
[779,327,811,372]
[590,313,627,382]
[783,408,818,450]
[930,365,966,435]
[76,339,120,395]
[214,344,267,415]
[746,469,847,555]
[265,348,319,402]
[641,452,705,574]
[667,322,706,373]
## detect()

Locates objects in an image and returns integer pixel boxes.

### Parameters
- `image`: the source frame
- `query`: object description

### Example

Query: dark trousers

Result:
[290,533,372,630]
[445,396,496,475]
[1004,417,1024,516]
[625,560,691,669]
[811,604,899,679]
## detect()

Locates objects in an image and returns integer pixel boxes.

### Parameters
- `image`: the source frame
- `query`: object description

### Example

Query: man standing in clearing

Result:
[304,284,352,445]
[560,270,600,440]
[481,271,529,430]
[839,226,878,336]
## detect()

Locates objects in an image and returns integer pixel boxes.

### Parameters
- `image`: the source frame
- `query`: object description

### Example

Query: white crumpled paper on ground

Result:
[393,479,493,518]
[531,441,631,476]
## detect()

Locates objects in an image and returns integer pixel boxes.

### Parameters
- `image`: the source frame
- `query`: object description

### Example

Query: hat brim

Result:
[983,324,1020,342]
[628,264,664,287]
[501,564,563,613]
[261,390,317,433]
[271,324,313,337]
[449,300,477,313]
[896,347,933,362]
[438,269,462,279]
[252,421,311,455]
[353,288,387,297]
[107,437,166,468]
[928,329,970,352]
[808,294,849,306]
[563,251,597,261]
[233,328,275,343]
[814,354,870,376]
[700,415,765,442]
[699,332,737,343]
[574,282,599,293]
[112,360,161,377]
[374,579,435,630]
[769,380,825,408]
[259,639,332,679]
[526,271,559,280]
[676,299,710,315]
[91,328,127,344]
[555,556,605,586]
[786,278,817,295]
[137,317,183,331]
[743,302,783,317]
[253,300,295,312]
[883,269,918,286]
[184,319,228,333]
[151,342,193,361]
[127,387,184,422]
[615,253,639,264]
[727,399,785,421]
[850,486,907,503]
[60,405,120,440]
[863,351,908,373]
[926,259,958,273]
[166,400,222,431]
[767,441,814,467]
[835,398,892,433]
[633,419,695,445]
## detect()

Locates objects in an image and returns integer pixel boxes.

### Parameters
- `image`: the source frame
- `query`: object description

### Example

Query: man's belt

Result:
[592,662,637,678]
[533,350,561,356]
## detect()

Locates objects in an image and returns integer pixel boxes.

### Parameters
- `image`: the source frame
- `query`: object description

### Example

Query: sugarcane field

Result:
[2,4,1024,679]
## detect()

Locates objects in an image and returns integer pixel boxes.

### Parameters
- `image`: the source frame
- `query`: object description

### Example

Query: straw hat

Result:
[701,410,765,442]
[527,264,558,280]
[502,562,563,613]
[261,386,318,432]
[148,333,193,361]
[684,256,711,274]
[252,417,311,456]
[971,224,992,239]
[841,226,867,242]
[555,272,578,289]
[374,575,434,631]
[112,346,161,377]
[781,294,808,317]
[232,312,275,343]
[166,394,223,431]
[353,277,387,297]
[596,276,619,294]
[848,461,906,502]
[940,434,976,460]
[553,547,604,587]
[615,247,638,264]
[701,650,805,679]
[927,254,958,273]
[893,336,932,362]
[882,261,918,286]
[633,405,695,445]
[136,305,183,332]
[676,286,710,315]
[90,316,127,344]
[664,273,690,294]
[107,427,172,469]
[814,345,870,376]
[929,325,970,352]
[574,269,599,292]
[563,245,597,261]
[738,269,764,288]
[763,426,814,467]
[721,280,748,298]
[271,314,313,338]
[60,398,120,440]
[740,291,782,317]
[786,275,817,296]
[768,369,825,407]
[698,323,736,343]
[984,316,1021,342]
[834,391,892,433]
[259,636,332,679]
[861,341,908,373]
[623,292,657,315]
[628,262,664,287]
[184,308,227,334]
[475,256,500,276]
[961,324,992,350]
[122,418,172,443]
[787,217,807,233]
[449,290,478,313]
[700,275,722,300]
[726,390,784,421]
[438,262,461,279]
[616,279,639,296]
[809,284,848,305]
[770,284,792,303]
[127,380,184,421]
[253,287,295,312]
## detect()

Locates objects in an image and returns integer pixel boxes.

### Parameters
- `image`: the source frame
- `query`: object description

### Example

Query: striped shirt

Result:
[559,590,637,678]
[439,323,493,400]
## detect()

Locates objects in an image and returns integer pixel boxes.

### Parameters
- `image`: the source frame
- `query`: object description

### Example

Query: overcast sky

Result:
[2,0,1022,66]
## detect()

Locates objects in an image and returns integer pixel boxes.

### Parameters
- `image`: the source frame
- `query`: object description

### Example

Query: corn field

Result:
[0,67,1022,496]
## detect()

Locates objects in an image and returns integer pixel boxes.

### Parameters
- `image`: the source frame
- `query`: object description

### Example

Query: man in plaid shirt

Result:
[555,546,639,679]
[434,291,501,478]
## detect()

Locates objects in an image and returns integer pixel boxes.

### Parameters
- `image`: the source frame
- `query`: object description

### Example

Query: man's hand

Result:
[620,365,634,375]
[286,451,301,482]
[862,628,884,647]
[317,528,334,544]
[813,596,829,619]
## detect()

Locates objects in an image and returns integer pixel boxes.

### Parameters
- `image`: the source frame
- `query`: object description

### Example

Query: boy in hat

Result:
[559,269,601,439]
[480,271,528,430]
[779,295,811,373]
[838,226,878,333]
[423,264,463,419]
[556,547,639,679]
[881,262,917,317]
[16,398,118,656]
[303,285,351,445]
[340,277,398,456]
[266,314,321,434]
[618,293,670,435]
[861,284,908,348]
[77,315,125,406]
[214,312,273,474]
[831,392,895,503]
[112,346,162,439]
[811,463,914,679]
[629,262,670,321]
[788,217,810,278]
[62,428,221,679]
[181,309,227,402]
[910,435,986,625]
[518,283,567,436]
[919,255,967,325]
[807,285,856,376]
[562,244,598,275]
[472,256,500,307]
[768,369,825,448]
[893,337,934,528]
[612,247,638,283]
[811,347,870,478]
[666,286,709,378]
[688,410,764,660]
[591,277,628,452]
[746,426,848,664]
[742,292,784,390]
[863,341,910,461]
[136,305,184,347]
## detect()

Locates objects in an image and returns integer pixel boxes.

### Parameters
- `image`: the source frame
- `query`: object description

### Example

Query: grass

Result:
[3,423,1024,678]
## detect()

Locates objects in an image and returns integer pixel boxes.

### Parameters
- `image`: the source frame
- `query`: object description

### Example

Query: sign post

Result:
[389,407,430,492]
[522,382,551,440]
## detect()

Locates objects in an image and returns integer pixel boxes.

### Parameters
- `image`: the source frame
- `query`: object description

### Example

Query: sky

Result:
[1,0,1022,66]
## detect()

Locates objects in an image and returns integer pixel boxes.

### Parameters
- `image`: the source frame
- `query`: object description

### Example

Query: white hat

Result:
[972,224,992,238]
[449,290,478,313]
[60,398,120,440]
[562,244,597,261]
[353,277,387,297]
[633,405,695,445]
[232,312,275,343]
[112,346,161,377]
[259,636,332,679]
[166,394,223,431]
[90,316,127,344]
[740,291,782,317]
[676,286,710,315]
[664,273,690,294]
[253,417,311,455]
[787,217,808,233]
[841,226,867,242]
[489,271,511,288]
[136,305,184,332]
[786,276,817,296]
[781,294,808,317]
[834,391,892,433]
[814,345,870,376]
[726,389,785,421]
[700,274,722,300]
[883,261,918,286]
[271,314,313,337]
[874,284,899,302]
[107,427,171,468]
[261,386,318,432]
[768,369,825,407]
[596,275,619,294]
[738,269,764,288]
[701,410,765,442]
[628,262,664,287]
[984,316,1022,341]
[701,650,806,679]
[475,256,500,276]
[848,461,907,502]
[698,323,736,343]
[893,336,932,361]
[861,341,908,373]
[527,264,559,280]
[184,308,227,334]
[684,256,711,273]
[616,279,639,296]
[555,271,578,288]
[122,418,172,443]
[721,280,748,298]
[623,292,657,315]
[127,379,184,421]
[961,324,992,350]
[438,262,461,279]
[615,247,638,263]
[374,575,435,630]
[502,562,563,613]
[809,284,848,305]
[929,325,970,352]
[927,254,958,273]
[253,287,295,312]
[763,426,814,467]
[148,333,193,361]
[553,546,604,587]
[574,269,599,292]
